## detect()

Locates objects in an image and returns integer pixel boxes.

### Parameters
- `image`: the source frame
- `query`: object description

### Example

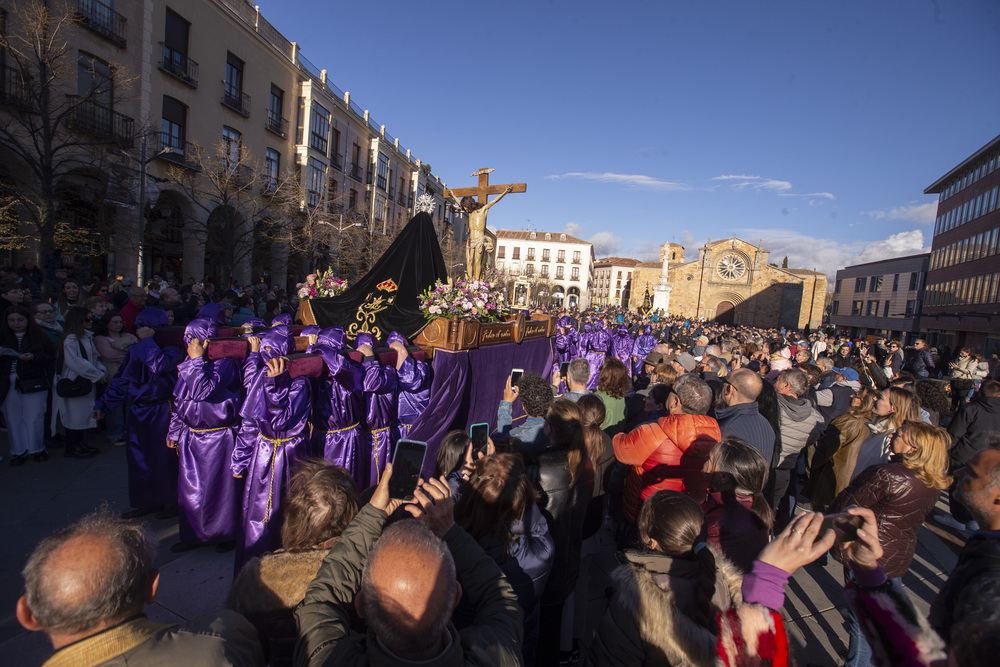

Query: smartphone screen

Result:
[510,368,524,386]
[559,361,570,377]
[388,440,427,499]
[470,423,489,454]
[821,512,865,541]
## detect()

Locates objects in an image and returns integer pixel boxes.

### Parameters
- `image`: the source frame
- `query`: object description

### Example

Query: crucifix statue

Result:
[444,168,526,281]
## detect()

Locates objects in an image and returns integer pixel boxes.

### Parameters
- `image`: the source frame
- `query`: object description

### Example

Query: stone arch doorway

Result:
[567,286,581,309]
[715,300,736,325]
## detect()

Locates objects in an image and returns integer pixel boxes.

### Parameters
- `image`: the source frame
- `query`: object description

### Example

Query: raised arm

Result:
[481,184,514,212]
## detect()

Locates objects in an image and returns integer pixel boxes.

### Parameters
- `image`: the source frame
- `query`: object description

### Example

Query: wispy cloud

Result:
[732,227,930,282]
[564,222,584,237]
[547,172,691,191]
[863,201,937,224]
[590,231,623,256]
[712,174,835,200]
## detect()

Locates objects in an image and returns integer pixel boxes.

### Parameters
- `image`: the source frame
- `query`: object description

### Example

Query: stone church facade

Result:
[630,238,827,330]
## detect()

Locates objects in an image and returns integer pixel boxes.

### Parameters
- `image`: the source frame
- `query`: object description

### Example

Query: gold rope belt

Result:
[321,421,360,434]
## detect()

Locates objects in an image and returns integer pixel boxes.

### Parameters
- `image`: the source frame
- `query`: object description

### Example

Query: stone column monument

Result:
[652,242,673,314]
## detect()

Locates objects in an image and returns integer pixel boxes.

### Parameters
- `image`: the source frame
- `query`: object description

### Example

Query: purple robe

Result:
[396,355,431,435]
[235,326,312,563]
[551,319,577,394]
[308,343,364,480]
[96,337,183,510]
[610,325,635,365]
[585,324,611,390]
[632,326,657,376]
[169,354,241,544]
[360,357,399,490]
[576,323,593,358]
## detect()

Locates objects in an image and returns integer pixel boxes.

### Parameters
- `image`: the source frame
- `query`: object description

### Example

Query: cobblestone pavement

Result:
[0,431,967,666]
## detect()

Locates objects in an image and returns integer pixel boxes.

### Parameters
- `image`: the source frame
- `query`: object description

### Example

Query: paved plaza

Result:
[0,431,967,666]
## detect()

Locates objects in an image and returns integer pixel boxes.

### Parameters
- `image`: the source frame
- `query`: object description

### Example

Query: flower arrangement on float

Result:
[296,268,347,299]
[418,269,508,323]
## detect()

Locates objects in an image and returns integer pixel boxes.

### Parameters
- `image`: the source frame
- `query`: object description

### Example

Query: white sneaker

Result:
[934,513,968,531]
[966,520,980,532]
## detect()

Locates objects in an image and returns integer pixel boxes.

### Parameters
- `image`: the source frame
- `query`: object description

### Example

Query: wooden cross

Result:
[443,168,527,204]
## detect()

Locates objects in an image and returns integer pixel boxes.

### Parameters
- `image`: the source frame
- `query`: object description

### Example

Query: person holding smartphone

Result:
[496,371,551,458]
[828,421,952,667]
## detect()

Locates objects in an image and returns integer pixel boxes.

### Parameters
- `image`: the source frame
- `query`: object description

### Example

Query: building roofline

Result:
[834,253,930,273]
[924,133,1000,194]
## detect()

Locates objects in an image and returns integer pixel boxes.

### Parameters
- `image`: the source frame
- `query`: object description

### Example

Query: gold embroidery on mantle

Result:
[347,292,396,341]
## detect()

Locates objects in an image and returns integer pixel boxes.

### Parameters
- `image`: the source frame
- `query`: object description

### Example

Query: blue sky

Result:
[262,0,1000,283]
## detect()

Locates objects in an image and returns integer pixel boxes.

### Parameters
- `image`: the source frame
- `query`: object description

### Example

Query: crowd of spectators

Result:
[9,298,1000,666]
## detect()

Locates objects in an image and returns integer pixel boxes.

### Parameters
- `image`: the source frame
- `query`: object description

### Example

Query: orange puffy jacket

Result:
[613,414,721,523]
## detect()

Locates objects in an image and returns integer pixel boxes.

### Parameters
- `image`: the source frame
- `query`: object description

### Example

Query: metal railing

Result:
[0,66,30,109]
[331,151,343,170]
[349,164,363,181]
[217,0,292,59]
[398,192,407,206]
[265,110,288,138]
[155,132,200,170]
[66,96,134,148]
[77,0,127,47]
[220,164,254,187]
[221,81,250,117]
[159,44,198,87]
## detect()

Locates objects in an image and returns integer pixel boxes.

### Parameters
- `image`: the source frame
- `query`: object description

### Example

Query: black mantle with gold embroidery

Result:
[304,212,448,342]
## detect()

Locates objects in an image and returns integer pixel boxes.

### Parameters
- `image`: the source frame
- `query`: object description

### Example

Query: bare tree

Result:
[0,0,139,271]
[160,139,295,285]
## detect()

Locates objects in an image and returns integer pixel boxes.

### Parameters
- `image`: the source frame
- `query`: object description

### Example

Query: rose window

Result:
[716,254,747,281]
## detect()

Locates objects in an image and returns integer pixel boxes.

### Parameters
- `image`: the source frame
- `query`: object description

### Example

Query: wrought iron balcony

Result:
[388,186,395,199]
[331,151,343,170]
[221,81,250,117]
[159,44,198,87]
[398,192,407,206]
[77,0,127,47]
[265,110,288,138]
[66,96,134,148]
[572,258,581,264]
[349,163,363,182]
[0,66,31,110]
[155,132,200,170]
[219,164,254,187]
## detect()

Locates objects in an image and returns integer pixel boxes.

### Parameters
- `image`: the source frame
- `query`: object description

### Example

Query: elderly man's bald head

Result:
[728,368,764,402]
[19,513,158,637]
[359,520,459,659]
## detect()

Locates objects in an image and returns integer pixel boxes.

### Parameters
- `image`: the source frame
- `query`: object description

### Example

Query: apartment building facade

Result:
[921,133,1000,354]
[0,0,463,291]
[493,230,595,309]
[593,257,641,307]
[828,254,929,342]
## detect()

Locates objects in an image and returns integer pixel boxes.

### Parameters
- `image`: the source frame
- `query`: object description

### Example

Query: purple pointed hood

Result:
[557,315,572,329]
[270,313,292,327]
[136,307,169,329]
[260,325,293,363]
[387,331,407,347]
[318,326,346,350]
[301,325,322,336]
[617,324,629,335]
[183,318,217,345]
[645,324,652,335]
[583,323,593,333]
[196,303,228,325]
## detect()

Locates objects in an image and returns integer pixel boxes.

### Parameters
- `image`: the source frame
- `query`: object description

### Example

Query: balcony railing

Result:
[572,258,581,264]
[570,276,580,281]
[331,151,343,170]
[155,132,200,170]
[219,164,254,187]
[408,193,414,207]
[221,81,250,117]
[398,192,407,206]
[66,96,134,148]
[388,186,395,200]
[265,110,288,138]
[77,0,127,47]
[159,44,198,87]
[349,163,363,182]
[0,66,31,109]
[557,257,566,263]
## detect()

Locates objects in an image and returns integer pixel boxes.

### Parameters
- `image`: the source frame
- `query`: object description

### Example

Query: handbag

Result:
[56,338,94,398]
[15,375,49,394]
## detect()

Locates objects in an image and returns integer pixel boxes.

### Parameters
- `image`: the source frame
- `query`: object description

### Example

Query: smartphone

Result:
[470,423,489,454]
[388,439,427,500]
[821,512,865,541]
[559,361,570,377]
[510,368,524,386]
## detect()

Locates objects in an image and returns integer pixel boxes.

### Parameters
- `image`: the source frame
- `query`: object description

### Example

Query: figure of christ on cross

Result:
[444,168,526,281]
